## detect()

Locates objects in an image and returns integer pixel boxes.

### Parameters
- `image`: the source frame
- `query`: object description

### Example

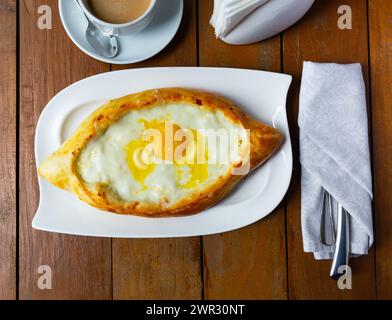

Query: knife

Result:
[330,204,350,279]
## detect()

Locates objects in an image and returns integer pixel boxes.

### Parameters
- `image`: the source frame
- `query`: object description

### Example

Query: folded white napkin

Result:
[299,62,373,260]
[210,0,270,38]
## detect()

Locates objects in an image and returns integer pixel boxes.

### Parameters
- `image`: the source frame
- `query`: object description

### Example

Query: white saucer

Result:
[59,0,183,64]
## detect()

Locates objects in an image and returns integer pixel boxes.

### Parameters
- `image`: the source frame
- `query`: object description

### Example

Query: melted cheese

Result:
[77,103,247,205]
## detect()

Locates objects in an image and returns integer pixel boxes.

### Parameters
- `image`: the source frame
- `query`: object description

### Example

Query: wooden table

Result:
[1,0,391,300]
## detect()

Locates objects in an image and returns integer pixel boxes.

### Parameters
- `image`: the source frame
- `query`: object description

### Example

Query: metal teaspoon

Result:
[74,0,119,58]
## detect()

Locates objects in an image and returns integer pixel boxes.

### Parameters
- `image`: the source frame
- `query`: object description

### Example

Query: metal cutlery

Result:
[330,204,350,279]
[319,188,350,279]
[74,0,119,58]
[320,188,335,246]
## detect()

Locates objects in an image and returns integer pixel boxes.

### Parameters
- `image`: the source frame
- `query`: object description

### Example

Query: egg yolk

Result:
[124,139,156,187]
[125,120,209,190]
[174,128,209,189]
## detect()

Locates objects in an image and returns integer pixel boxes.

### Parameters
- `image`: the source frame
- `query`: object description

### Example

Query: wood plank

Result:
[283,0,376,299]
[111,0,202,300]
[369,0,392,300]
[199,0,287,300]
[0,0,16,300]
[19,0,112,299]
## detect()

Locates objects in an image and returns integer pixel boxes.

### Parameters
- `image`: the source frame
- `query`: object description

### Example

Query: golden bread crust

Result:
[38,88,283,217]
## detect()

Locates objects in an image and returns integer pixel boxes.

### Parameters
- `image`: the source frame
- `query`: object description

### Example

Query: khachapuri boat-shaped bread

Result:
[39,88,283,217]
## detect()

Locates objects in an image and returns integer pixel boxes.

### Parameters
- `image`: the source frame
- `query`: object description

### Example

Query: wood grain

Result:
[111,0,202,300]
[369,0,392,299]
[0,0,16,300]
[199,0,287,300]
[19,0,112,299]
[9,0,391,300]
[283,0,376,299]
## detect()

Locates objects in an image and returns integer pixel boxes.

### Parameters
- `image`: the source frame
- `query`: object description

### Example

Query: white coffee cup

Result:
[78,0,157,36]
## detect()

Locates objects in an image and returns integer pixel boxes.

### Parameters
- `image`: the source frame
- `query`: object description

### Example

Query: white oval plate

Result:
[59,0,183,64]
[33,67,292,238]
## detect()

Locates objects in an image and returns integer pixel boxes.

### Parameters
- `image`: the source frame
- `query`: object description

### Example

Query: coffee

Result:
[86,0,151,24]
